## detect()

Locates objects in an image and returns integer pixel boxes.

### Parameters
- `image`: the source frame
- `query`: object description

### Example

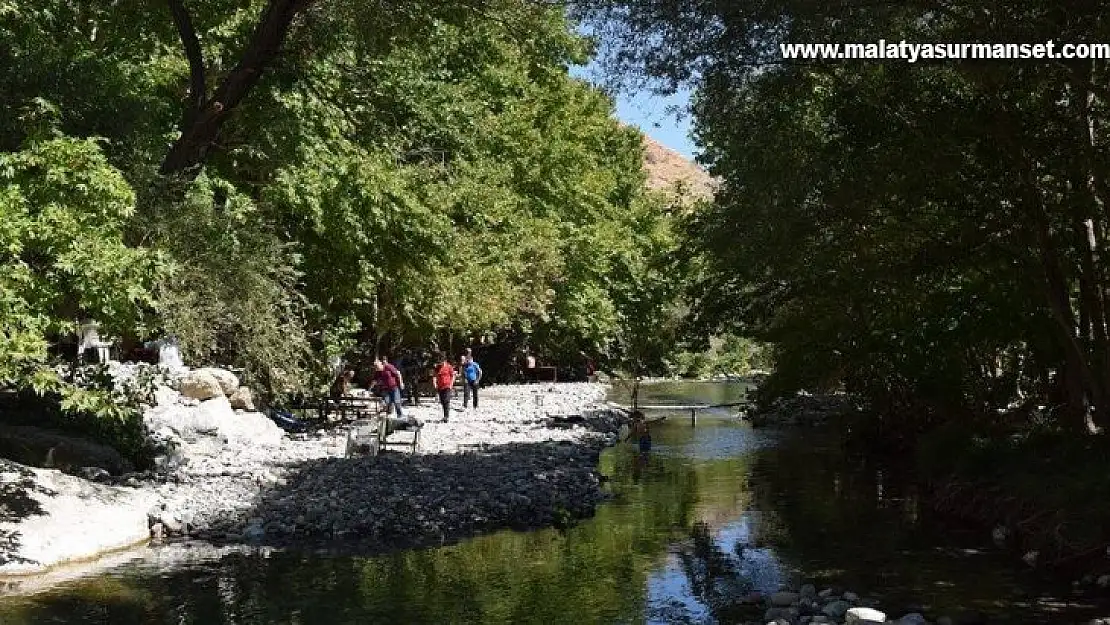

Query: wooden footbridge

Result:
[613,400,750,426]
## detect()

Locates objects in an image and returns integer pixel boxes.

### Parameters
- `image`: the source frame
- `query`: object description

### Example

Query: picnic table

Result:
[299,393,386,422]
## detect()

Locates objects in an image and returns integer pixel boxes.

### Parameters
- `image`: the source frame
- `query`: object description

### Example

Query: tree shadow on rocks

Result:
[203,439,611,556]
[0,459,52,567]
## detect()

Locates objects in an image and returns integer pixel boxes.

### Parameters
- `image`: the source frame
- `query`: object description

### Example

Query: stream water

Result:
[0,381,1105,624]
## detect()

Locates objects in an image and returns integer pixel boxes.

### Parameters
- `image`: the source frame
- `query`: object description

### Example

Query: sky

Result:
[570,65,698,161]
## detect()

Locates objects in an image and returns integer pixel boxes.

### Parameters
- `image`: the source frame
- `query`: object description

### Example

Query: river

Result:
[0,381,1104,623]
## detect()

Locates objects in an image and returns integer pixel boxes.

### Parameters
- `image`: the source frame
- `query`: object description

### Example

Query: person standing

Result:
[331,369,354,399]
[433,353,456,422]
[372,358,405,418]
[462,354,483,409]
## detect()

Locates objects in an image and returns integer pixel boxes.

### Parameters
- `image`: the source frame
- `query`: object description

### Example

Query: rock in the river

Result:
[196,367,239,396]
[846,607,886,623]
[229,386,255,410]
[897,613,928,625]
[823,600,851,619]
[178,370,224,401]
[770,591,800,607]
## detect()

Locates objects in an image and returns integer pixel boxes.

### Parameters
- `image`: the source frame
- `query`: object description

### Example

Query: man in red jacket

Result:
[372,357,406,418]
[433,352,456,422]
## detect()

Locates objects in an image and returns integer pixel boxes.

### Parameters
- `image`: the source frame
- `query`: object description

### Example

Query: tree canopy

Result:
[582,0,1110,433]
[0,0,695,408]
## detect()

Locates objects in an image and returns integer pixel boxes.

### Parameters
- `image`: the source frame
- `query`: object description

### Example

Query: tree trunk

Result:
[160,0,314,178]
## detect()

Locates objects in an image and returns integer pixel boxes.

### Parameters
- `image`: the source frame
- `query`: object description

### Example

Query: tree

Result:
[583,0,1110,432]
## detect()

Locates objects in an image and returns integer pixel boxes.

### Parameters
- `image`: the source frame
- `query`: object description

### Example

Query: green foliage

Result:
[0,136,162,385]
[588,0,1110,433]
[0,0,688,426]
[150,174,313,396]
[667,335,773,379]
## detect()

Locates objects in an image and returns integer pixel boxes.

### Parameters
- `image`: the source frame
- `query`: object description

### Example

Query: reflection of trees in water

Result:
[0,450,738,624]
[1,440,771,625]
[674,521,757,624]
[746,434,923,566]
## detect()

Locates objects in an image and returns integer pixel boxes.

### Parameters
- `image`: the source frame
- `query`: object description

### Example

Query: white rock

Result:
[220,411,283,446]
[178,370,224,401]
[229,386,255,410]
[196,367,239,396]
[846,607,886,624]
[154,385,181,407]
[145,403,219,438]
[0,464,156,575]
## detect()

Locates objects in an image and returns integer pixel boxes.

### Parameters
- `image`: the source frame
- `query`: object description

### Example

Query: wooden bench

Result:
[526,366,558,383]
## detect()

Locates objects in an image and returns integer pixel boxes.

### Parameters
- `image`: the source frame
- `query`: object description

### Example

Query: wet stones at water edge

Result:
[200,440,611,547]
[745,584,957,625]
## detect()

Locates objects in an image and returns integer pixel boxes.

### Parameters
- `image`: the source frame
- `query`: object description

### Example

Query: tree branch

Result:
[160,0,315,177]
[167,0,207,121]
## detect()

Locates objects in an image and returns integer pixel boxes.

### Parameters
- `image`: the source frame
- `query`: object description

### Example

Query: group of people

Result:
[432,349,482,422]
[331,350,483,424]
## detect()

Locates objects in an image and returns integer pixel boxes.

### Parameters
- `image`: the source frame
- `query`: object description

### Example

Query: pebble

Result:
[137,383,625,550]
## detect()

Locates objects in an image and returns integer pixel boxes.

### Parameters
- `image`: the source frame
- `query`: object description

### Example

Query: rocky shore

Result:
[0,372,625,577]
[732,584,946,625]
[747,393,861,427]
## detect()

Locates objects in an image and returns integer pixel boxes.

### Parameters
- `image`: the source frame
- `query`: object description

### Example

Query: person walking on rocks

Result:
[462,354,482,409]
[433,352,456,422]
[373,358,405,418]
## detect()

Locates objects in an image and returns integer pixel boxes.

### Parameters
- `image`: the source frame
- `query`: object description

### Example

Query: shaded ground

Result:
[200,437,614,553]
[0,460,50,568]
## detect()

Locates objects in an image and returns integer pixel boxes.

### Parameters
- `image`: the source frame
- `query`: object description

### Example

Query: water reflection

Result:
[0,382,1106,624]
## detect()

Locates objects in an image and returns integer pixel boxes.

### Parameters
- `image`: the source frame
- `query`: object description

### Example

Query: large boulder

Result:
[195,367,239,396]
[0,460,156,575]
[178,370,224,401]
[229,386,255,411]
[220,411,283,446]
[144,398,228,439]
[144,396,281,446]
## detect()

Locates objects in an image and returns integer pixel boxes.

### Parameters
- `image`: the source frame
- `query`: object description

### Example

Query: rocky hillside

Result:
[641,134,716,201]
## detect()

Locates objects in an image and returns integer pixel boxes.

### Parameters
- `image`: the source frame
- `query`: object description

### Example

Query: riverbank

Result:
[0,382,626,579]
[744,387,1110,590]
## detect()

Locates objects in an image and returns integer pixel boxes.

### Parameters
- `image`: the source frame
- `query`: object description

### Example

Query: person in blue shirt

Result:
[461,353,483,409]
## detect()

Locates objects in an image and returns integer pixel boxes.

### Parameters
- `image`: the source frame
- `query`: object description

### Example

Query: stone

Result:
[897,613,928,625]
[846,607,886,624]
[800,584,817,598]
[1098,574,1110,588]
[764,607,797,622]
[229,386,256,411]
[0,460,157,575]
[770,591,800,607]
[178,370,224,401]
[843,591,860,603]
[822,600,851,619]
[220,411,284,446]
[196,367,240,396]
[79,466,111,481]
